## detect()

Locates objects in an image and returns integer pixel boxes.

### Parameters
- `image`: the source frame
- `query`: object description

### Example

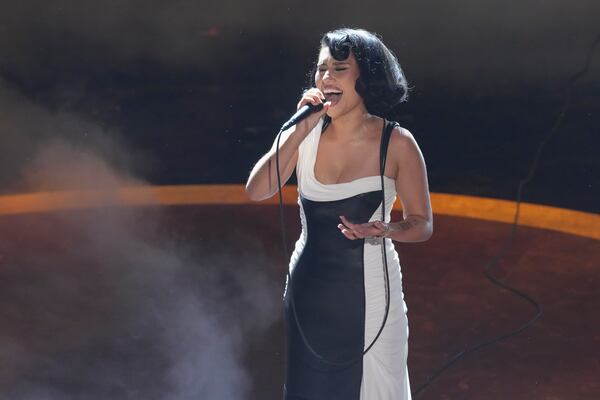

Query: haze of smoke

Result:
[0,76,152,194]
[0,90,281,399]
[1,203,280,399]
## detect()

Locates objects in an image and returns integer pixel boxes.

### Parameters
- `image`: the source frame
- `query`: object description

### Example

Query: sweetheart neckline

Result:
[311,119,395,187]
[311,173,396,187]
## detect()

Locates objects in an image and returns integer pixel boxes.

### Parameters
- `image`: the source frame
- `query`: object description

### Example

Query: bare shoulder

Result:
[388,126,423,158]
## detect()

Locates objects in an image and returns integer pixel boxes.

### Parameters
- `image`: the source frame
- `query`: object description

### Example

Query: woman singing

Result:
[246,28,432,400]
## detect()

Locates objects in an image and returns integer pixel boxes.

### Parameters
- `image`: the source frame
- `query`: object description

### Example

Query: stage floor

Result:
[0,201,598,399]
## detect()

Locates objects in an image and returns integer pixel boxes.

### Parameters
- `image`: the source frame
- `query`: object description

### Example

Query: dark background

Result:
[0,3,599,399]
[0,1,599,212]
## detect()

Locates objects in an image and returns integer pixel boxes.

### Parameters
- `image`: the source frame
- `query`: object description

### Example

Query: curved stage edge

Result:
[0,185,598,399]
[0,184,598,240]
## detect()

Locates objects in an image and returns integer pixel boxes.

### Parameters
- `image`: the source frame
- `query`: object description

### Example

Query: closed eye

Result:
[317,67,348,73]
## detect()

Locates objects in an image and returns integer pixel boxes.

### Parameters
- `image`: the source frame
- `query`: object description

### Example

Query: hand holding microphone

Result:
[281,88,330,132]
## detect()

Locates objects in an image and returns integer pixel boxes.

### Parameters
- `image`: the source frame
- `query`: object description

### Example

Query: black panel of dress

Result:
[284,190,383,400]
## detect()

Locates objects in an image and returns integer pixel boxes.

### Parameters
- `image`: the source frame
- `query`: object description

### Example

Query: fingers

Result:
[293,88,331,133]
[373,221,388,231]
[338,224,358,240]
[297,88,328,110]
[338,217,387,240]
[338,217,358,240]
[339,215,356,229]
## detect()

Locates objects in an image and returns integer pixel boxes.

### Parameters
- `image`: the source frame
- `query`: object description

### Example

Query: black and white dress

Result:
[283,119,411,400]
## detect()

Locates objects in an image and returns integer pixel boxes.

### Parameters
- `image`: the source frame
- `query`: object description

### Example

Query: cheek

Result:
[343,77,359,96]
[350,72,360,90]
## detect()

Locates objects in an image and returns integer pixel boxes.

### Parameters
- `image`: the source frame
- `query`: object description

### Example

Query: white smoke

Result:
[0,76,281,399]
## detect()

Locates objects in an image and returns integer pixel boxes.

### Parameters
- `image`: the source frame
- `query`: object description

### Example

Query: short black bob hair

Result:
[309,28,409,119]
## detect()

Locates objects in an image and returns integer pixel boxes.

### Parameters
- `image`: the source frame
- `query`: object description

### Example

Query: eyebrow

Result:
[318,61,351,66]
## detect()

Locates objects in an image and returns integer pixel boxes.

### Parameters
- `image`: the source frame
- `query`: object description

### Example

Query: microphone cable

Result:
[274,119,393,368]
[412,32,600,398]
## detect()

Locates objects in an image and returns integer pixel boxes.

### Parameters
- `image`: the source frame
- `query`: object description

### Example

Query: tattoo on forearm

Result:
[398,218,417,231]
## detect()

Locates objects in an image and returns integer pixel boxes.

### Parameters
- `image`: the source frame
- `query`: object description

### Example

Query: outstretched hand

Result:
[338,216,389,240]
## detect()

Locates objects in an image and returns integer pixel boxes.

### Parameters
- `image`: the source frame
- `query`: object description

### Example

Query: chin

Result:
[326,106,342,119]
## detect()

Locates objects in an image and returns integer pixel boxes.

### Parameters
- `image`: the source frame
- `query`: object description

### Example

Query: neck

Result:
[328,103,371,138]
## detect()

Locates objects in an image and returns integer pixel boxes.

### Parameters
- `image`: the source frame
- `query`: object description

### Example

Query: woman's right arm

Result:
[245,89,329,201]
[245,126,306,201]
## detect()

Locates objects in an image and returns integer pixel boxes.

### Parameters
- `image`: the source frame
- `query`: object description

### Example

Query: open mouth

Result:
[324,90,343,106]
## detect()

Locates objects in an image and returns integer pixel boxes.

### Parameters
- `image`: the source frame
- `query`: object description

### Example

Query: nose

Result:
[322,69,334,82]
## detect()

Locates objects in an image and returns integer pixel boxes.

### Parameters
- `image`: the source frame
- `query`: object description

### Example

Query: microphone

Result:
[280,102,324,131]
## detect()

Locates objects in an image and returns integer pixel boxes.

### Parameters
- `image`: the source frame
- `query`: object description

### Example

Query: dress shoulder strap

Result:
[379,119,399,176]
[378,119,398,223]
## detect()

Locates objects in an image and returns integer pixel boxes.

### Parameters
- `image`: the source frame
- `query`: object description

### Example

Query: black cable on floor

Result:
[412,32,600,398]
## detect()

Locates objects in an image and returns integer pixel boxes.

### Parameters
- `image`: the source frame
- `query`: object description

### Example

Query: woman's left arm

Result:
[337,127,433,242]
[385,127,433,242]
